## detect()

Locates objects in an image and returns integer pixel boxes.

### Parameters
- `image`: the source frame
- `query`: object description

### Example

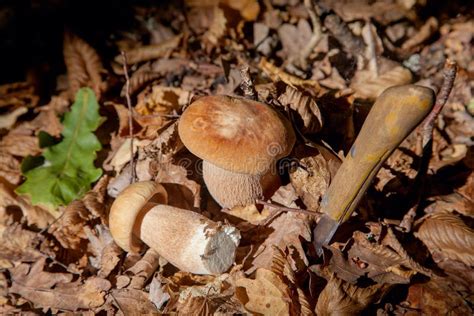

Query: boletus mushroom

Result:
[109,181,240,274]
[178,95,295,208]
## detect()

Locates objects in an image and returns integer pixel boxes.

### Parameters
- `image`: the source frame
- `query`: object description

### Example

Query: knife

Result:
[313,84,435,256]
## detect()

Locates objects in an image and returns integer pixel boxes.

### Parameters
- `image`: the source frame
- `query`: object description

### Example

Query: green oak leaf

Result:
[16,88,104,215]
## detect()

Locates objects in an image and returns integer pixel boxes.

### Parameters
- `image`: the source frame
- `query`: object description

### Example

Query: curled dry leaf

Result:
[351,65,413,99]
[9,258,111,311]
[63,33,104,99]
[84,224,122,279]
[125,248,161,290]
[259,58,321,91]
[0,106,27,129]
[116,34,182,65]
[109,288,158,314]
[121,70,161,97]
[0,82,39,109]
[203,7,227,46]
[236,268,296,315]
[401,17,439,51]
[0,152,21,185]
[136,85,192,116]
[221,0,260,21]
[149,275,170,310]
[315,274,391,316]
[278,85,323,133]
[249,211,311,272]
[0,223,42,267]
[415,212,474,266]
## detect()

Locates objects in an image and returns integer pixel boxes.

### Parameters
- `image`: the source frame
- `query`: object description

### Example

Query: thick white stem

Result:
[203,160,280,208]
[134,204,240,275]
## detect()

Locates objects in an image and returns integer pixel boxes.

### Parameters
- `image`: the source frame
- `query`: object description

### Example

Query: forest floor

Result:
[0,0,473,314]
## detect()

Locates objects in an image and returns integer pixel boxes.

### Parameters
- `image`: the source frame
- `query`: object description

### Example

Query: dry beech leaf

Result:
[49,177,109,249]
[203,7,227,46]
[0,152,21,185]
[415,212,474,266]
[136,85,192,116]
[109,288,159,314]
[9,258,111,311]
[351,65,413,99]
[250,211,311,272]
[404,279,472,315]
[316,274,391,316]
[221,0,260,21]
[84,224,122,279]
[259,58,321,91]
[278,85,323,133]
[401,17,439,51]
[0,177,54,228]
[0,223,42,266]
[121,70,161,96]
[278,21,312,62]
[0,106,27,129]
[116,34,182,65]
[63,32,104,99]
[0,133,40,157]
[0,82,39,109]
[125,248,161,290]
[149,275,171,310]
[290,151,331,210]
[236,269,294,315]
[176,273,242,315]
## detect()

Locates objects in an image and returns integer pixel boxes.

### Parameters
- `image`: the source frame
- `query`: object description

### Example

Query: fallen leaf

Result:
[0,106,27,129]
[315,274,391,316]
[415,212,474,266]
[149,275,171,310]
[236,269,294,315]
[109,288,158,314]
[0,82,39,109]
[250,211,311,272]
[351,65,413,99]
[0,152,21,185]
[84,224,122,278]
[116,35,182,65]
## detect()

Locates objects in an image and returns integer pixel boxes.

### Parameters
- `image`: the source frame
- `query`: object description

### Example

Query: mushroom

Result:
[178,95,295,208]
[109,181,240,274]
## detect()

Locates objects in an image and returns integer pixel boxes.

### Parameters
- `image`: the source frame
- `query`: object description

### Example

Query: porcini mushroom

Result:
[178,95,295,208]
[109,181,240,274]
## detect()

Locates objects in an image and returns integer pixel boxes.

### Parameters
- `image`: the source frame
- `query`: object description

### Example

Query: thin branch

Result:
[121,51,136,184]
[299,0,323,67]
[399,60,457,232]
[256,199,321,216]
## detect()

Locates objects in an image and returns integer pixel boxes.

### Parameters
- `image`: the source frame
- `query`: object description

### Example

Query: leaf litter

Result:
[0,0,472,314]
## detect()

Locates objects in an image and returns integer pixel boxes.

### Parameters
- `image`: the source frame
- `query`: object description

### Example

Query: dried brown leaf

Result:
[126,248,160,290]
[117,35,182,65]
[121,70,161,96]
[221,0,260,21]
[149,275,171,310]
[0,133,40,157]
[401,17,439,51]
[250,212,311,272]
[136,85,192,116]
[415,212,474,266]
[315,274,391,316]
[278,85,323,133]
[0,152,21,185]
[0,223,42,266]
[0,82,39,109]
[203,7,227,46]
[0,106,27,129]
[235,269,296,315]
[259,58,321,91]
[0,177,54,228]
[9,258,111,311]
[63,32,104,99]
[109,288,158,314]
[351,65,413,99]
[404,279,472,315]
[84,224,122,279]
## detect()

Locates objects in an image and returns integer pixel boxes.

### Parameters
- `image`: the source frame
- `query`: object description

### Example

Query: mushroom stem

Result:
[203,160,281,208]
[135,204,240,274]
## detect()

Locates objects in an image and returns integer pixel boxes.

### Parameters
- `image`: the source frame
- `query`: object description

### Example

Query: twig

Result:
[421,60,458,147]
[299,0,323,67]
[121,51,136,184]
[239,63,257,101]
[364,20,378,76]
[256,199,321,216]
[399,60,457,232]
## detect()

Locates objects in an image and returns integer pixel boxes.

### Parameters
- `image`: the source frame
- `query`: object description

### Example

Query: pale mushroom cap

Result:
[109,181,168,253]
[178,95,296,175]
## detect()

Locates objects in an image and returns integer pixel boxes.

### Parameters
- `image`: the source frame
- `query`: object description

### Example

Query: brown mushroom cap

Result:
[178,95,295,175]
[109,181,168,253]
